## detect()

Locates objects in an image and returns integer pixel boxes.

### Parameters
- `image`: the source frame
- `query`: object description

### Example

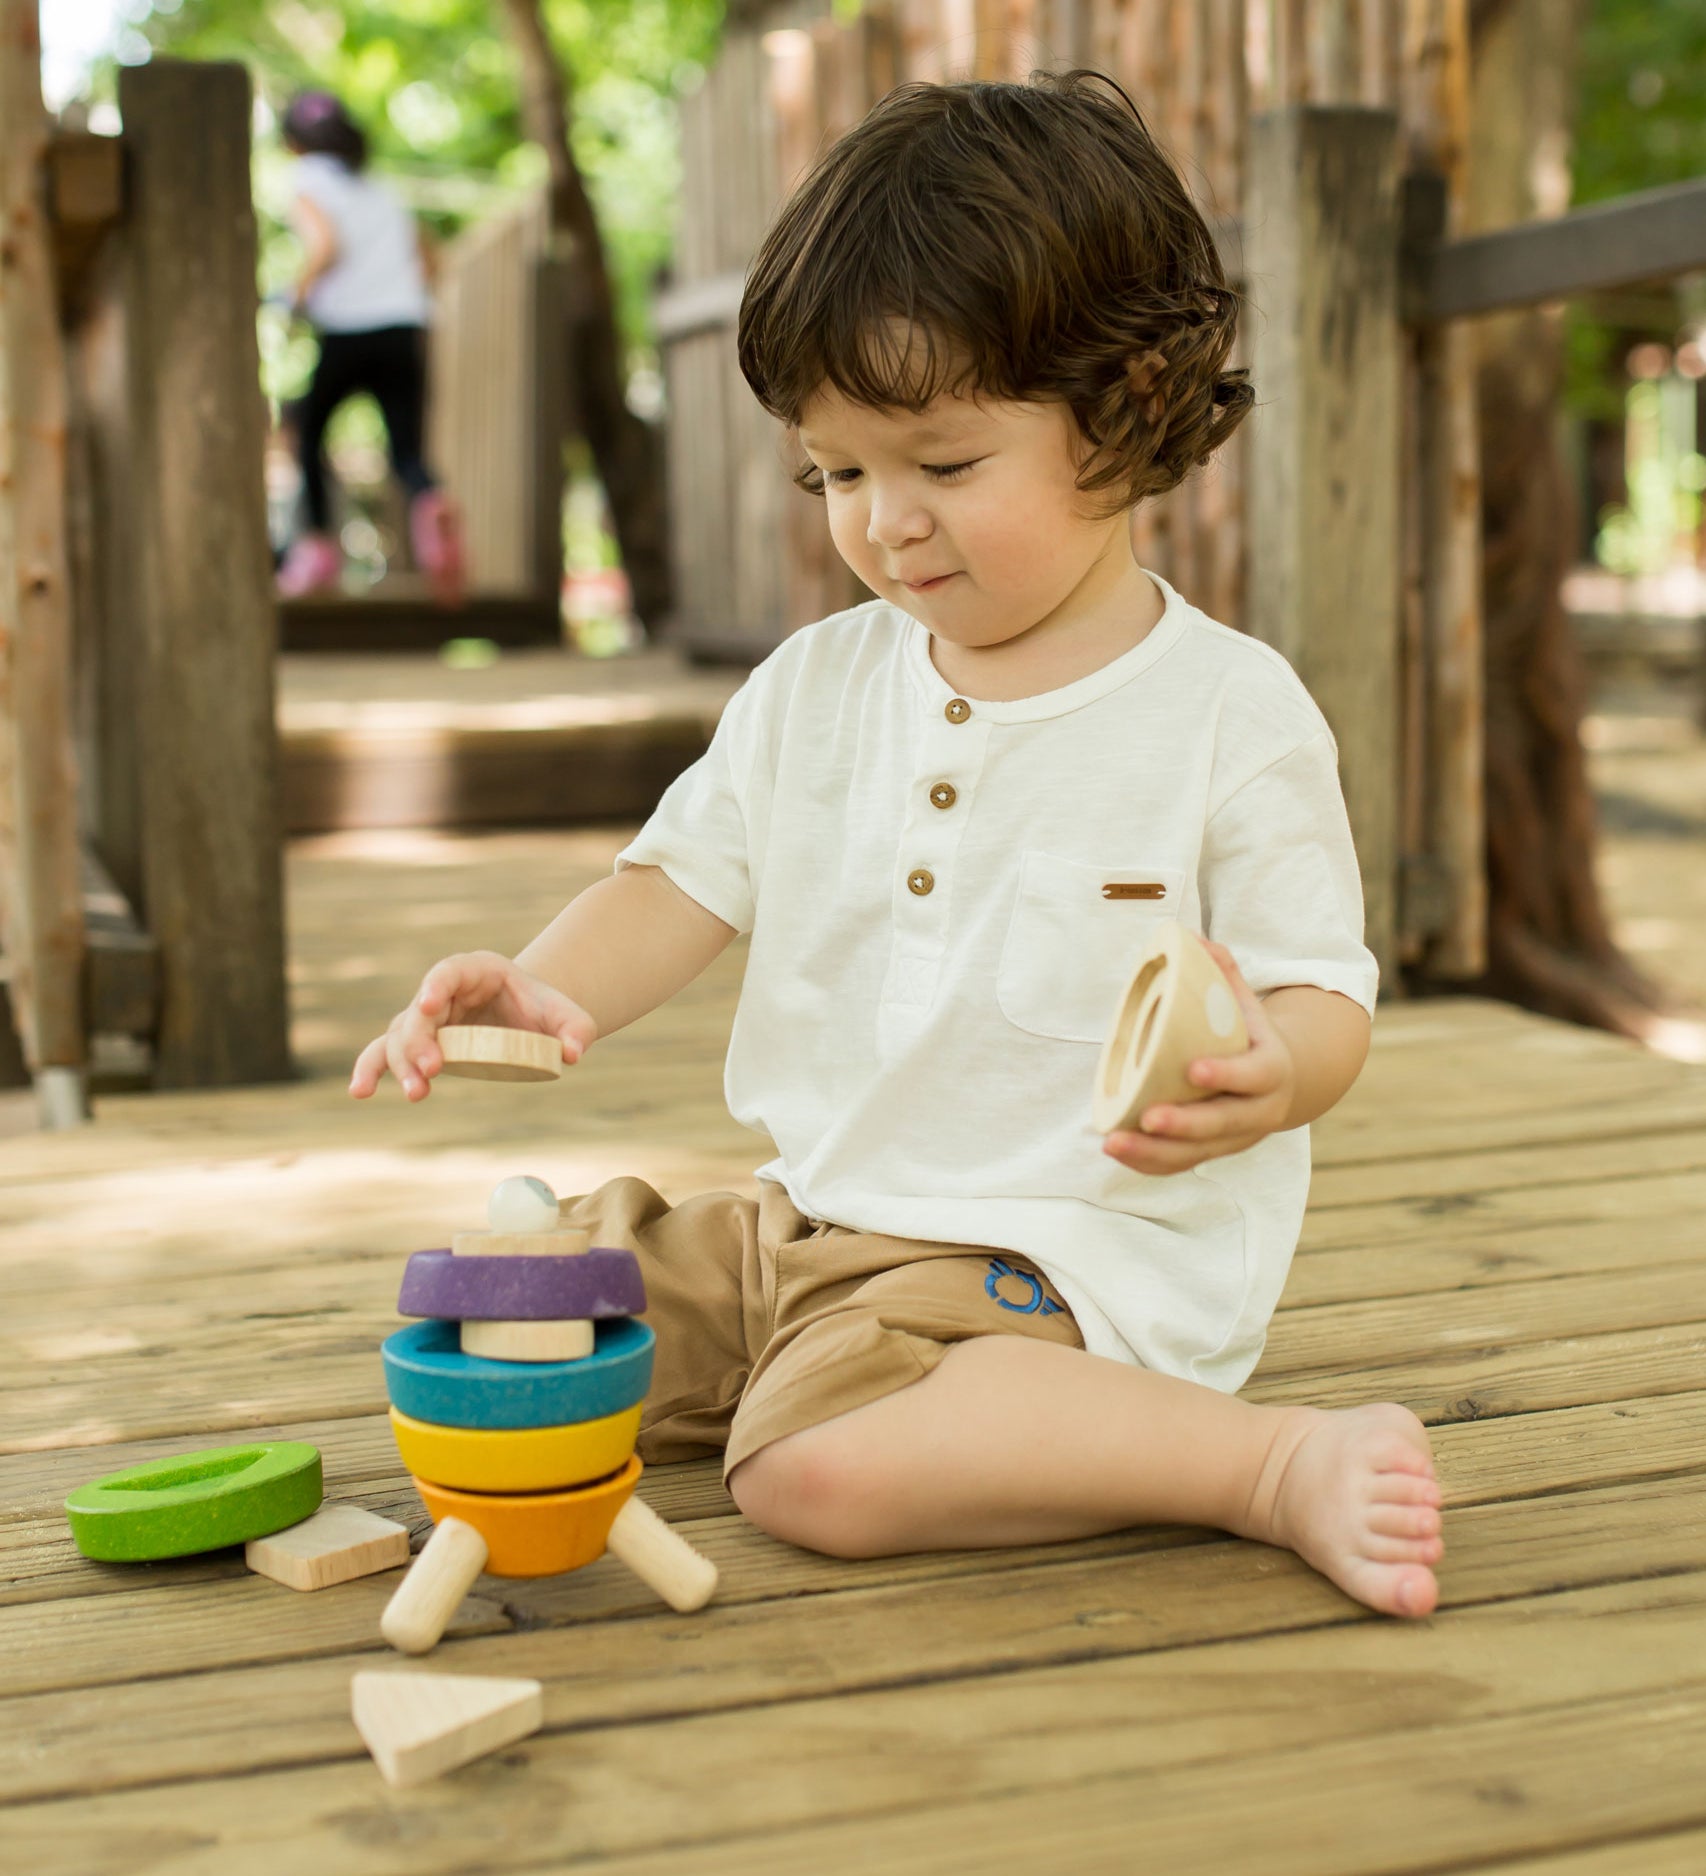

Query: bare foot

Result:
[1249,1402,1443,1617]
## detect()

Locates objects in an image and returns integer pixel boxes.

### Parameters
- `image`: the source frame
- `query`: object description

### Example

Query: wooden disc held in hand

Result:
[434,1026,562,1083]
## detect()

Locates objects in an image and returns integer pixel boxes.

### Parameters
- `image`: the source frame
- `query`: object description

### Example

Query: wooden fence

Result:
[0,49,291,1116]
[653,0,1706,995]
[427,191,572,607]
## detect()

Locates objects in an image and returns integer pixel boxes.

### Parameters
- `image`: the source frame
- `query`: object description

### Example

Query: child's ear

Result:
[1125,350,1168,422]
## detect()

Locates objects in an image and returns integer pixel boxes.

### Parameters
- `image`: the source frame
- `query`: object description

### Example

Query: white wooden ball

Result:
[487,1175,561,1235]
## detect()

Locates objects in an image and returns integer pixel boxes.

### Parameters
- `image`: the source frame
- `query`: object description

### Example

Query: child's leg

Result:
[728,1336,1442,1619]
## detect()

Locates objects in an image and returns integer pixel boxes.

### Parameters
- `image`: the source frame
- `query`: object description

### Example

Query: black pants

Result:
[295,324,435,532]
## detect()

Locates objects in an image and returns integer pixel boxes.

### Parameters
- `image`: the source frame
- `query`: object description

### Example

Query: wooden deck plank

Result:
[10,1386,1706,1619]
[6,1579,1706,1872]
[3,1478,1704,1807]
[2,810,1703,1869]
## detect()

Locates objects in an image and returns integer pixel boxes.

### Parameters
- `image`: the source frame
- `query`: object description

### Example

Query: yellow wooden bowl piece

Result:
[414,1456,642,1577]
[434,1026,563,1083]
[389,1403,642,1494]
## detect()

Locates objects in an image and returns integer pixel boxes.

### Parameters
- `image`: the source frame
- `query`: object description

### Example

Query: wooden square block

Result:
[245,1503,411,1591]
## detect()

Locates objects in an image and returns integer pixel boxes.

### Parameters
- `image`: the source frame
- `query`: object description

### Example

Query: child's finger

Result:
[1137,1093,1262,1141]
[349,1035,390,1097]
[1185,1048,1282,1096]
[385,1028,436,1102]
[1103,1129,1227,1175]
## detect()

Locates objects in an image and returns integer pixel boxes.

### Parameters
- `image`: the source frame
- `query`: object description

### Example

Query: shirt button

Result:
[944,698,972,723]
[929,782,957,810]
[907,868,935,896]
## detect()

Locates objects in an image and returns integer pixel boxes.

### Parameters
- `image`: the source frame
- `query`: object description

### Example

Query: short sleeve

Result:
[1198,732,1379,1015]
[613,677,761,935]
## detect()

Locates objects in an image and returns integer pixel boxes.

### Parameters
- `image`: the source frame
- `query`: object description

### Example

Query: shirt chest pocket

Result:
[996,851,1187,1044]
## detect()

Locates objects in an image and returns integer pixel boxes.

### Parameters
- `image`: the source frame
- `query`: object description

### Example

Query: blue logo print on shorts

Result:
[985,1257,1064,1316]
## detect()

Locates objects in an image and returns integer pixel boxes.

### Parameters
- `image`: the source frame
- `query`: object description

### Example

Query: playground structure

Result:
[6,3,1706,1125]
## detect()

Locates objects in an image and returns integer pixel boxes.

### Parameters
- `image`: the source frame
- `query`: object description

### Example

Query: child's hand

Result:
[1101,941,1295,1176]
[349,950,597,1103]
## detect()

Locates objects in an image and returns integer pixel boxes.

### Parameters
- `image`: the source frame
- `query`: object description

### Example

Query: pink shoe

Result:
[277,533,341,598]
[409,490,466,609]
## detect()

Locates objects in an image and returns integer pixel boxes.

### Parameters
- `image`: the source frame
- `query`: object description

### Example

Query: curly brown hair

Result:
[735,69,1253,521]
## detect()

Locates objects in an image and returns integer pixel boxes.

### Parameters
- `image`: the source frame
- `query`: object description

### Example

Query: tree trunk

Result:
[1453,0,1705,1045]
[498,0,675,633]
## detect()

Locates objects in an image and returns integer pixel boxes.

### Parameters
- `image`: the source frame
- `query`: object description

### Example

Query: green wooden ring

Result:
[64,1441,324,1561]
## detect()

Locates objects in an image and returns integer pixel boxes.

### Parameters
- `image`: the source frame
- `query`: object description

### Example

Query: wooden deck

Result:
[5,798,1706,1867]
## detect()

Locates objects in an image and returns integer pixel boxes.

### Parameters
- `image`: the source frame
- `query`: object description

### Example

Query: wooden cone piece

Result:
[1092,921,1248,1134]
[351,1670,543,1787]
[380,1516,488,1655]
[605,1494,719,1612]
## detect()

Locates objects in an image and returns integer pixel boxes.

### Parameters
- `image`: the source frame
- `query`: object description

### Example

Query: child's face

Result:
[796,375,1138,660]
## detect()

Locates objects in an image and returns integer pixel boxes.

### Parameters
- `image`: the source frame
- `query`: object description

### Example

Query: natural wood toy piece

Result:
[460,1318,595,1360]
[382,1316,655,1428]
[351,1668,543,1787]
[379,1515,491,1655]
[245,1502,411,1591]
[65,1441,323,1562]
[448,1175,599,1356]
[381,1465,719,1655]
[433,1026,562,1083]
[1092,919,1250,1134]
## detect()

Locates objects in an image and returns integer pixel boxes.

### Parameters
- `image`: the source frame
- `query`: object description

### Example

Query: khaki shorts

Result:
[558,1175,1084,1481]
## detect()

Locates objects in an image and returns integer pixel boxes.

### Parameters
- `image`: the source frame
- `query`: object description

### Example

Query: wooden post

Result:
[1401,0,1484,978]
[116,61,290,1087]
[0,0,88,1125]
[1243,105,1403,990]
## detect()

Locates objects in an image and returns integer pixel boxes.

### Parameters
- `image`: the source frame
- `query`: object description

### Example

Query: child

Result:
[351,70,1443,1618]
[276,90,463,604]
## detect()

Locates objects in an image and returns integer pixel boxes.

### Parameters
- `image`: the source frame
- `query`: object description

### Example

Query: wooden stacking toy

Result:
[66,1440,324,1561]
[1093,920,1250,1134]
[379,1176,718,1654]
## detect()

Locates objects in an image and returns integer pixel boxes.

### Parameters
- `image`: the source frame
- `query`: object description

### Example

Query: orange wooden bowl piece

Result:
[412,1455,641,1578]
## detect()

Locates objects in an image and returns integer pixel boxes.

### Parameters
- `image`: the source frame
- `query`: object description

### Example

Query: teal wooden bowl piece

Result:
[65,1441,323,1562]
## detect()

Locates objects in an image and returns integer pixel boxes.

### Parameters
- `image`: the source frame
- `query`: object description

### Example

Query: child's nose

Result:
[865,495,932,550]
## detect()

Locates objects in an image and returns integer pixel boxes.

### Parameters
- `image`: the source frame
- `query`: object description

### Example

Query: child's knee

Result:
[728,1421,889,1559]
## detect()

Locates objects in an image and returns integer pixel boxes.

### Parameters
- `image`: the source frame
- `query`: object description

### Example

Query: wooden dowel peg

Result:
[380,1516,488,1655]
[605,1495,719,1613]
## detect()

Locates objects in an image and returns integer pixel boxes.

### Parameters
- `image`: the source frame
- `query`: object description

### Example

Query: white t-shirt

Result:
[293,154,430,334]
[614,569,1379,1392]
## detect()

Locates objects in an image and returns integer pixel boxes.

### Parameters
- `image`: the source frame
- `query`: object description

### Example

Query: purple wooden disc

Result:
[397,1247,647,1321]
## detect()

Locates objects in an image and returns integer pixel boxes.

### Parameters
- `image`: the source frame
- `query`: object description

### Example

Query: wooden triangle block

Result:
[351,1670,544,1788]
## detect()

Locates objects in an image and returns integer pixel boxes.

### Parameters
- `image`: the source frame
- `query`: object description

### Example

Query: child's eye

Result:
[821,460,979,487]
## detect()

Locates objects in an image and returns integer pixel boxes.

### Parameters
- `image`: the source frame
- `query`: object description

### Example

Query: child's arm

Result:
[1101,940,1370,1176]
[288,193,339,311]
[350,864,737,1102]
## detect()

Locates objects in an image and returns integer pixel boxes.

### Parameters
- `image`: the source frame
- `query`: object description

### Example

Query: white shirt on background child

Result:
[293,152,431,334]
[615,568,1379,1392]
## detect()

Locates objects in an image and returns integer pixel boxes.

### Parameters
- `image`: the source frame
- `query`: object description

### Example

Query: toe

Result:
[1341,1557,1439,1618]
[1368,1502,1441,1540]
[1370,1470,1442,1508]
[1363,1530,1445,1564]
